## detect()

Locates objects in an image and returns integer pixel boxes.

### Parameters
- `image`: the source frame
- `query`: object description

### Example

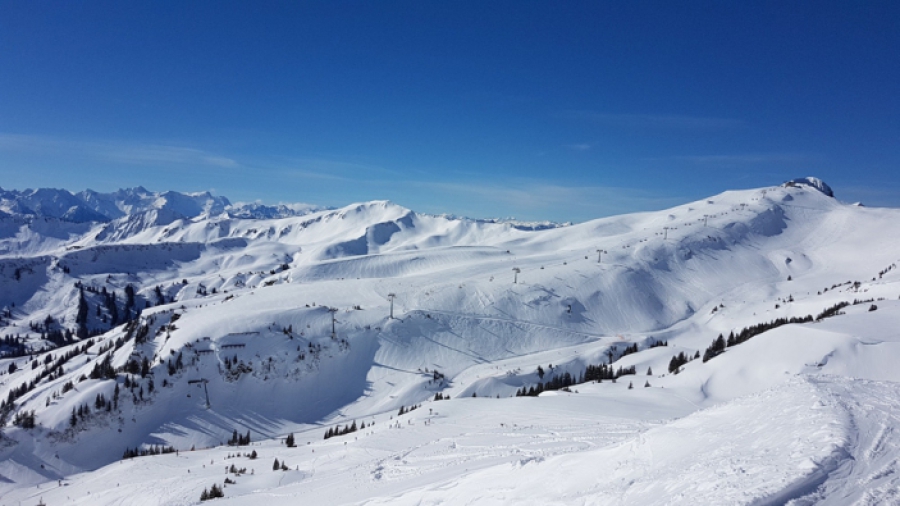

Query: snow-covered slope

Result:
[2,180,900,504]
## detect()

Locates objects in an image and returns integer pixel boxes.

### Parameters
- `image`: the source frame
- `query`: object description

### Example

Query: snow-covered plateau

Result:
[2,178,900,505]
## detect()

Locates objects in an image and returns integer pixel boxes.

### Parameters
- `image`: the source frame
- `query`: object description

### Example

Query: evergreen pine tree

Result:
[715,334,726,351]
[202,483,224,499]
[76,287,89,339]
[124,284,136,321]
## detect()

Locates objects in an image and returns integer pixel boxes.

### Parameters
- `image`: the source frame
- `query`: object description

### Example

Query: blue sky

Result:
[1,1,898,222]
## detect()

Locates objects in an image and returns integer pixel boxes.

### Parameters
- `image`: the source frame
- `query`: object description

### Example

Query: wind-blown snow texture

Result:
[2,180,900,505]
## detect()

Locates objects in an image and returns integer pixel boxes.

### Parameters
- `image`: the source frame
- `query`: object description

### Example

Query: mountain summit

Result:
[784,176,834,197]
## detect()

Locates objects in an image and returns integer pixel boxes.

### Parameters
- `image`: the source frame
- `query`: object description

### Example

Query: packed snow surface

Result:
[2,181,900,504]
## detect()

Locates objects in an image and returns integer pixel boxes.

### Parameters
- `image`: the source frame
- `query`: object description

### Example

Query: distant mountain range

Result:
[0,186,326,223]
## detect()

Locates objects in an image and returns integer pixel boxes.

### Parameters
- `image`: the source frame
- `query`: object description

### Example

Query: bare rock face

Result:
[784,177,834,198]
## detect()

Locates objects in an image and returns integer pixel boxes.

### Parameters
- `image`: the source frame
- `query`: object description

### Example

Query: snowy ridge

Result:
[3,180,900,504]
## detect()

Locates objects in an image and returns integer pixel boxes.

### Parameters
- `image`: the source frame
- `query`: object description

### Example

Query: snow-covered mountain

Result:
[3,178,900,505]
[0,186,226,223]
[0,185,331,224]
[0,186,329,255]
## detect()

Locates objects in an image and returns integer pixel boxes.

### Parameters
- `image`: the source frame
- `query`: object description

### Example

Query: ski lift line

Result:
[187,378,211,408]
[328,307,339,337]
[387,293,396,319]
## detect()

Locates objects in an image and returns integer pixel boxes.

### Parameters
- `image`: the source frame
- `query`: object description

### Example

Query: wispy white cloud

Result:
[668,153,818,165]
[257,155,685,221]
[249,158,682,221]
[407,178,683,221]
[273,167,356,183]
[262,157,405,186]
[278,157,401,177]
[0,132,686,222]
[104,145,239,168]
[0,133,65,152]
[559,110,745,129]
[0,133,240,169]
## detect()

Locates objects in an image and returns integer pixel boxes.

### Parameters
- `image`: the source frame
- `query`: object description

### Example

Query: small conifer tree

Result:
[208,483,224,498]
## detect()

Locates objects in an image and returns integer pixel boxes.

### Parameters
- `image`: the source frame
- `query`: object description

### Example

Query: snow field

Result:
[3,181,900,503]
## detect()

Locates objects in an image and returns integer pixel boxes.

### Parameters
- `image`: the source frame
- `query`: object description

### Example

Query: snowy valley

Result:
[2,178,900,505]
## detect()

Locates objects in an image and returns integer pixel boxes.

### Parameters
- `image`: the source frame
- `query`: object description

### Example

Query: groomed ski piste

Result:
[3,178,900,504]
